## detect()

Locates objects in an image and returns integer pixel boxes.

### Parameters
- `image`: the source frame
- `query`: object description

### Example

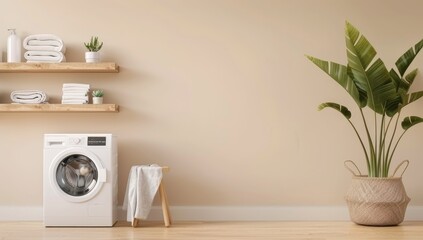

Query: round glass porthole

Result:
[55,154,98,197]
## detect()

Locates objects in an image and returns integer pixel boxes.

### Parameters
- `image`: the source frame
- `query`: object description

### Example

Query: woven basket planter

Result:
[344,160,410,226]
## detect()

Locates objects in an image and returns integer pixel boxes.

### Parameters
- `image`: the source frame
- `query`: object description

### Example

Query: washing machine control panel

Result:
[45,135,110,147]
[66,137,107,146]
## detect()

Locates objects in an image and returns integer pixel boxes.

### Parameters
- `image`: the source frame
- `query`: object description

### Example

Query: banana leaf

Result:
[345,22,397,115]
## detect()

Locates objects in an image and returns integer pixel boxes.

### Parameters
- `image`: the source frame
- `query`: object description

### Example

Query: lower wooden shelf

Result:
[0,104,119,112]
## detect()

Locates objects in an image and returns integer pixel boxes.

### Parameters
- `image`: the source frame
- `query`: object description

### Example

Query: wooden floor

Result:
[1,221,423,240]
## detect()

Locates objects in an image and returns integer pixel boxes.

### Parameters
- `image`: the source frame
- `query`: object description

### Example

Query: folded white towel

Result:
[123,165,163,223]
[11,90,48,104]
[62,89,89,93]
[23,34,66,53]
[61,99,88,104]
[62,92,88,97]
[62,90,89,94]
[63,83,90,89]
[62,95,88,101]
[24,51,66,63]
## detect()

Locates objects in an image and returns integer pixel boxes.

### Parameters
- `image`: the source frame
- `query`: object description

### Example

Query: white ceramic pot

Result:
[92,97,103,104]
[85,52,100,63]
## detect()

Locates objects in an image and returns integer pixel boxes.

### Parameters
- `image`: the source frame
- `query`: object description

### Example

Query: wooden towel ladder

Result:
[132,166,172,227]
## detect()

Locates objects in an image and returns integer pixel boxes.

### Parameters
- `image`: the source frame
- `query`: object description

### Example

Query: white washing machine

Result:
[43,134,118,227]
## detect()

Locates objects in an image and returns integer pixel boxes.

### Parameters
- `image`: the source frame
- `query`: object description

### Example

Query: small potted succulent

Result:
[92,89,104,104]
[84,36,103,63]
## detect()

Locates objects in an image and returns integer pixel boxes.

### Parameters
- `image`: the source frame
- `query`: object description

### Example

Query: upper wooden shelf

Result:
[0,62,119,73]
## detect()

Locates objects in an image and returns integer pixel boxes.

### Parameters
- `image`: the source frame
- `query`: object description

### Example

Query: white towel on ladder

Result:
[123,164,163,223]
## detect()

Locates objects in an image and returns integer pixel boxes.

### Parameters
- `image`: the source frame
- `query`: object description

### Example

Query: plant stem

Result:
[347,119,369,172]
[377,113,386,177]
[359,108,375,176]
[387,130,407,175]
[382,116,390,176]
[382,116,394,176]
[385,111,401,176]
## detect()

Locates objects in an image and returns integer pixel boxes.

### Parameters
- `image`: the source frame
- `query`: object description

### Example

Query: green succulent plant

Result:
[84,36,103,52]
[306,21,423,177]
[92,89,104,97]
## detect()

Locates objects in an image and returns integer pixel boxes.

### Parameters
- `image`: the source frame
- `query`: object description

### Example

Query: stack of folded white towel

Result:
[62,83,90,104]
[23,34,66,63]
[10,90,49,104]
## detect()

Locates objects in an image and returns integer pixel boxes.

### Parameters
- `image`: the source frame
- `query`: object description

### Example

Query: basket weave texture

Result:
[345,176,410,226]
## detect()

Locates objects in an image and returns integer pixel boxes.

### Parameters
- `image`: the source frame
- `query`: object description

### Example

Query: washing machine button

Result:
[70,137,81,145]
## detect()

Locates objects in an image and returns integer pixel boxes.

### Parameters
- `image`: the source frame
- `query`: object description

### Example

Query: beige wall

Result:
[1,0,423,209]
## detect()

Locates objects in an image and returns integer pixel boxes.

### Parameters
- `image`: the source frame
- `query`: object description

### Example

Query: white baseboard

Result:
[0,206,43,221]
[2,205,423,221]
[140,206,351,221]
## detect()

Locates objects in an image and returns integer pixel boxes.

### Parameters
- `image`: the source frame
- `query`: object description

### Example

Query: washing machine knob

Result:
[70,137,81,144]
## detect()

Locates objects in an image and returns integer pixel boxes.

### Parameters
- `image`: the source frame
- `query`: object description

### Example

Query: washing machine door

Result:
[50,147,106,203]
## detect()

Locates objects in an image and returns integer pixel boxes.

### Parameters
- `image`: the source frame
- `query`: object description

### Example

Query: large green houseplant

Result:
[307,21,423,226]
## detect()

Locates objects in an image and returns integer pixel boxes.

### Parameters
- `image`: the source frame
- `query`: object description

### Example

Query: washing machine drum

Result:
[56,154,98,197]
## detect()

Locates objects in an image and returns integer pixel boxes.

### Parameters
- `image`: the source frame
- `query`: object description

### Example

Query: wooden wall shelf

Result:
[0,62,120,113]
[0,62,119,73]
[0,104,119,113]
